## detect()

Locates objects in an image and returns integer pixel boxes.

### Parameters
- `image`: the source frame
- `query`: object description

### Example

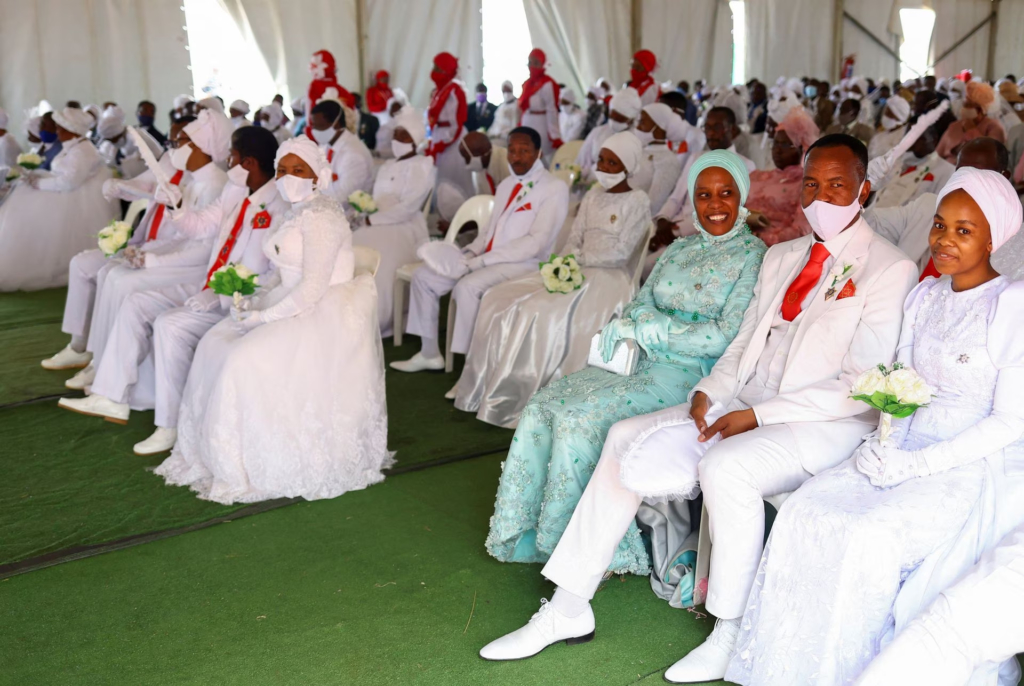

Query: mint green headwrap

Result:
[686,149,751,205]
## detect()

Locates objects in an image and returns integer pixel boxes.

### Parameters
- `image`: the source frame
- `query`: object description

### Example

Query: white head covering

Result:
[560,89,577,105]
[197,96,225,114]
[173,94,192,110]
[712,88,747,127]
[263,102,286,129]
[84,104,102,123]
[97,106,127,139]
[393,106,426,146]
[785,77,804,96]
[183,109,233,163]
[275,137,332,189]
[642,103,688,141]
[53,107,94,136]
[937,167,1023,252]
[767,88,801,123]
[501,80,514,93]
[885,96,911,125]
[0,108,8,130]
[609,87,642,120]
[948,80,966,99]
[230,99,250,115]
[599,130,643,175]
[26,115,42,138]
[290,95,305,116]
[387,88,410,110]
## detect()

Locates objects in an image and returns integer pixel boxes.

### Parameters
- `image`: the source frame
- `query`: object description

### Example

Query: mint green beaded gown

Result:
[485,223,766,574]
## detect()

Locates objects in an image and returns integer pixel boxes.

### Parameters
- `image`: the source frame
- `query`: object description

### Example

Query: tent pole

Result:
[356,0,367,94]
[987,0,1001,80]
[832,0,845,82]
[631,0,642,55]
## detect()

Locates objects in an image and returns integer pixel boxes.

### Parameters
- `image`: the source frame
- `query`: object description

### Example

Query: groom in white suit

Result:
[479,134,919,683]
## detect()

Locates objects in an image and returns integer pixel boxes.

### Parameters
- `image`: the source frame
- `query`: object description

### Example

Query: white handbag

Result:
[587,333,640,376]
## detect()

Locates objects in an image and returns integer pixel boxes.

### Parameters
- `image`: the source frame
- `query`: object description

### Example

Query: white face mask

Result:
[391,140,415,158]
[560,104,572,114]
[227,162,249,187]
[276,174,316,203]
[880,115,904,131]
[170,143,192,171]
[311,127,336,146]
[507,159,537,181]
[609,119,630,133]
[634,129,655,146]
[503,91,515,103]
[594,170,626,189]
[960,106,979,121]
[802,181,865,241]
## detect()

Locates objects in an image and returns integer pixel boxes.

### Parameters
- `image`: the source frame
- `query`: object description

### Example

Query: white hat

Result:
[885,96,910,125]
[183,109,234,163]
[263,102,286,129]
[642,103,688,141]
[560,89,577,105]
[609,87,642,120]
[26,115,42,138]
[84,104,102,122]
[53,107,94,136]
[599,130,643,174]
[393,106,426,146]
[97,106,127,139]
[275,137,332,189]
[197,96,225,114]
[230,99,250,115]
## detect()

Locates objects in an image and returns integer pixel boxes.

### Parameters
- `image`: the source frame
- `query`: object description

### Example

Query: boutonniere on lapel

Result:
[825,262,853,301]
[512,182,535,211]
[252,204,271,229]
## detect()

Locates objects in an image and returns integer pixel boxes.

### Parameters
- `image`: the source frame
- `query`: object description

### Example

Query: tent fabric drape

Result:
[745,0,836,82]
[642,0,733,88]
[842,0,902,84]
[995,0,1024,80]
[0,0,191,143]
[929,0,992,77]
[521,0,631,101]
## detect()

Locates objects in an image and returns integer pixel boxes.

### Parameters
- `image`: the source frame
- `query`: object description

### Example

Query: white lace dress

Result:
[155,193,392,504]
[726,276,1024,686]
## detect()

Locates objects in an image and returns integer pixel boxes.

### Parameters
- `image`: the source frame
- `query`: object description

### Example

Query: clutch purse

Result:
[588,333,640,377]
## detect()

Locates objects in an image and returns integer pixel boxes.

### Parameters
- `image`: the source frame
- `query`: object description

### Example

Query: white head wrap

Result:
[183,109,233,163]
[26,115,42,138]
[767,88,801,123]
[0,108,8,130]
[84,104,101,123]
[388,88,410,110]
[263,102,286,129]
[53,107,94,136]
[712,88,747,127]
[197,96,225,114]
[642,103,688,141]
[97,106,127,139]
[393,106,426,146]
[560,89,577,105]
[290,96,305,115]
[948,80,966,99]
[609,87,642,120]
[599,131,643,175]
[785,77,804,96]
[885,96,911,125]
[937,167,1023,252]
[173,94,192,110]
[230,99,250,115]
[275,137,332,189]
[501,80,514,93]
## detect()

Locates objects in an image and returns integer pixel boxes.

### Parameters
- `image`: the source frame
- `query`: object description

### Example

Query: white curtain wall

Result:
[929,0,992,78]
[995,0,1024,80]
[643,0,733,87]
[745,0,835,82]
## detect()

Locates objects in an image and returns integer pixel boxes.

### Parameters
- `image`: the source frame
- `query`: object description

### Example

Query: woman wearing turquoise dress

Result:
[485,150,767,574]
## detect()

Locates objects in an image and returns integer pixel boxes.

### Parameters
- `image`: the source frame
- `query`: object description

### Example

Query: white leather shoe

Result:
[64,363,96,390]
[134,427,177,456]
[663,618,740,683]
[389,352,444,373]
[479,599,595,661]
[41,345,91,370]
[444,383,458,400]
[58,394,130,425]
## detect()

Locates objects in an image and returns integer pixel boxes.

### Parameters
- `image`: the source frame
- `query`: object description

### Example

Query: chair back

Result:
[421,186,434,221]
[549,140,583,172]
[124,198,149,229]
[444,195,495,244]
[627,222,656,292]
[354,245,381,277]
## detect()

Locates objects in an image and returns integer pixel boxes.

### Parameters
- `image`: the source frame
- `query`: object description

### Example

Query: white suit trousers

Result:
[856,525,1024,686]
[62,249,109,347]
[152,305,224,427]
[406,262,534,355]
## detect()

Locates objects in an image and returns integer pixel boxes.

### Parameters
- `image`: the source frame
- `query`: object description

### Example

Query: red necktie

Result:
[781,243,831,321]
[486,182,522,252]
[146,170,185,241]
[920,257,941,282]
[327,148,334,163]
[203,198,251,289]
[486,173,495,195]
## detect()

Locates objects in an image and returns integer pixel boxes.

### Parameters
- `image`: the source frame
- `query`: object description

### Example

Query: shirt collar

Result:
[816,216,861,256]
[248,178,279,206]
[190,161,219,183]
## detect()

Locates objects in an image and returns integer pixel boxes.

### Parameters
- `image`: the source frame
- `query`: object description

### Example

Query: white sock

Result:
[70,335,87,353]
[551,586,590,618]
[420,337,440,359]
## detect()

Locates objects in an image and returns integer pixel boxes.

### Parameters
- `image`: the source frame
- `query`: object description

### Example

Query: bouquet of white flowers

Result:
[97,219,134,257]
[348,190,378,215]
[540,254,584,294]
[4,169,19,183]
[850,362,933,444]
[207,263,260,308]
[16,152,43,170]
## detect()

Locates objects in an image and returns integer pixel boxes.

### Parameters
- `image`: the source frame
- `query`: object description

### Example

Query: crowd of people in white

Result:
[2,43,1024,684]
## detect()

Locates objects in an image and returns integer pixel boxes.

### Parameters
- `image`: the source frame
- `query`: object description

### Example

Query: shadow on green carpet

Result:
[0,287,67,331]
[0,454,718,686]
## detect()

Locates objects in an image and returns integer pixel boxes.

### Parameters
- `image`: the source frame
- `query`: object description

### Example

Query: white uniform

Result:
[488,97,520,140]
[323,129,374,211]
[540,219,917,622]
[407,160,569,354]
[558,105,587,143]
[352,155,436,335]
[864,192,937,270]
[432,88,474,221]
[872,151,954,209]
[521,81,561,158]
[575,122,619,181]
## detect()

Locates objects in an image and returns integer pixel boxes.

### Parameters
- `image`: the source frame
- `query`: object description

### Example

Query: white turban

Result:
[84,104,101,122]
[937,167,1023,252]
[642,103,688,142]
[0,108,8,130]
[560,89,577,105]
[387,88,409,111]
[767,88,801,124]
[885,96,910,125]
[173,94,192,110]
[275,137,332,189]
[600,130,643,175]
[393,106,426,146]
[712,89,747,127]
[263,102,286,129]
[230,99,250,115]
[849,76,869,97]
[53,107,95,136]
[785,77,803,95]
[26,115,41,138]
[183,109,233,163]
[97,106,127,139]
[197,96,225,114]
[501,80,514,93]
[290,96,305,115]
[609,87,642,120]
[948,80,966,98]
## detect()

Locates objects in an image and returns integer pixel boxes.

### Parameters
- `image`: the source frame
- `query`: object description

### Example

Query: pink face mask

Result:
[802,181,865,241]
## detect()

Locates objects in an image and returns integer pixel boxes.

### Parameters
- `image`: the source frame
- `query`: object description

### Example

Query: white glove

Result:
[185,290,221,313]
[102,179,123,202]
[153,183,183,208]
[855,438,928,488]
[232,310,263,334]
[466,255,485,272]
[866,150,898,190]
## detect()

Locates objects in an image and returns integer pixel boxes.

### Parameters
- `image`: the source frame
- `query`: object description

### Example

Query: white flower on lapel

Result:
[830,262,854,280]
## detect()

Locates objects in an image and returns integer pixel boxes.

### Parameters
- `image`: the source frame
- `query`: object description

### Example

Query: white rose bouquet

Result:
[348,190,378,215]
[16,152,43,170]
[97,219,134,257]
[540,254,584,294]
[5,168,19,183]
[207,263,260,308]
[850,362,933,444]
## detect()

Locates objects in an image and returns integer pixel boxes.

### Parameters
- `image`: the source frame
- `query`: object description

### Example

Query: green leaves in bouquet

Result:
[850,391,920,418]
[208,267,257,297]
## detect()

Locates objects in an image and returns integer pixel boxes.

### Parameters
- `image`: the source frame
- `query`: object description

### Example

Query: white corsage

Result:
[825,262,853,300]
[97,219,134,257]
[850,362,933,444]
[348,190,378,215]
[540,254,584,294]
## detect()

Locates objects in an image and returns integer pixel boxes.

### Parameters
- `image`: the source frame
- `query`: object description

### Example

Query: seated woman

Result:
[0,107,118,291]
[485,150,766,573]
[155,138,391,504]
[745,107,817,247]
[455,132,651,427]
[726,168,1024,686]
[352,107,435,336]
[631,103,687,217]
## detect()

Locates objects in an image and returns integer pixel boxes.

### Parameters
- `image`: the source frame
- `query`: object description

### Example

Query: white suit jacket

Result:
[694,217,918,471]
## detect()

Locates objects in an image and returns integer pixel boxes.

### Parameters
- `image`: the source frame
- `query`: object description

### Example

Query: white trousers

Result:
[856,524,1024,686]
[152,305,224,427]
[542,401,866,619]
[406,262,533,355]
[61,249,108,348]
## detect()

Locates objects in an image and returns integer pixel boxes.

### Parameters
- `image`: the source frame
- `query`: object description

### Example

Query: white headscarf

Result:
[230,99,250,115]
[560,89,577,106]
[393,106,426,146]
[599,131,643,175]
[937,167,1023,252]
[275,137,332,189]
[97,106,127,139]
[263,102,286,129]
[609,87,642,120]
[290,95,305,116]
[712,88,747,127]
[885,96,911,125]
[173,94,192,110]
[183,109,234,163]
[0,108,8,130]
[767,88,801,124]
[26,115,42,138]
[53,107,94,136]
[197,96,225,114]
[642,103,688,142]
[84,104,102,123]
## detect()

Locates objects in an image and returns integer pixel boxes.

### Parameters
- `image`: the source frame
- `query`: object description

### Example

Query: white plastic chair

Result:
[549,140,583,172]
[421,186,434,222]
[354,246,381,277]
[124,198,149,230]
[392,194,495,347]
[629,223,656,292]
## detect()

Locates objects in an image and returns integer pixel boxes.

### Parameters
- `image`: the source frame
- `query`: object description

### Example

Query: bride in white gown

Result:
[726,168,1024,686]
[155,138,392,504]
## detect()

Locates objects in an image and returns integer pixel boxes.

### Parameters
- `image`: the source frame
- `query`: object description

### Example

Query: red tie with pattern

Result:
[203,198,251,289]
[781,243,831,321]
[146,170,185,241]
[486,182,522,253]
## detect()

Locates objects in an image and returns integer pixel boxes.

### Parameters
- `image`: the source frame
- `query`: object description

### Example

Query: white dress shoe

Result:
[134,427,178,456]
[58,394,130,425]
[41,345,92,370]
[64,363,96,390]
[663,618,740,683]
[479,599,595,661]
[444,383,458,400]
[389,352,444,373]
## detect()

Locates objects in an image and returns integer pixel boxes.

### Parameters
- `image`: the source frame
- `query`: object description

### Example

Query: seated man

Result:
[391,126,568,376]
[308,99,374,212]
[870,117,954,208]
[478,135,918,685]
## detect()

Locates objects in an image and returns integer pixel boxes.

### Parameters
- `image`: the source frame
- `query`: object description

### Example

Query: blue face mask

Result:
[138,115,154,127]
[39,130,58,144]
[804,85,818,98]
